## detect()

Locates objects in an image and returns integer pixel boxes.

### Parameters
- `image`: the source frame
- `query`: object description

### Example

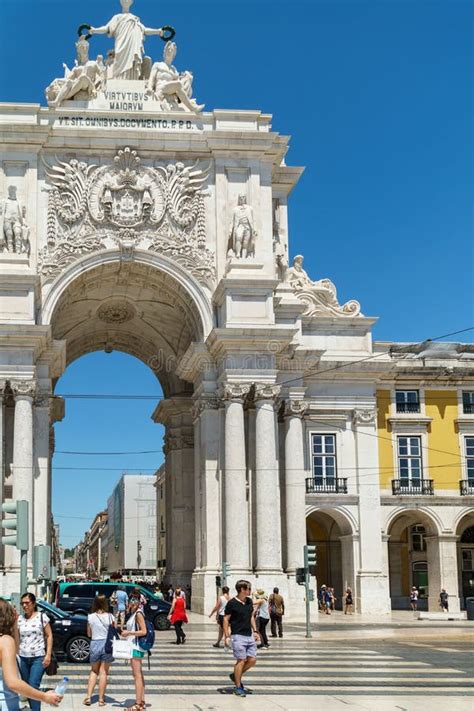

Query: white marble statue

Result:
[89,0,164,80]
[227,195,257,259]
[0,186,30,255]
[288,255,361,317]
[147,41,204,113]
[46,37,106,107]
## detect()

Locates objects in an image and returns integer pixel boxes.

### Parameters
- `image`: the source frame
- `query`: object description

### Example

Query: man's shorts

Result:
[231,634,257,660]
[89,639,114,664]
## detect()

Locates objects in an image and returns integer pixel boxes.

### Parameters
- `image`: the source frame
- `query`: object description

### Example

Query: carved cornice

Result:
[352,408,377,425]
[10,379,37,399]
[192,398,220,421]
[283,399,308,418]
[221,383,252,402]
[254,383,281,402]
[163,432,194,455]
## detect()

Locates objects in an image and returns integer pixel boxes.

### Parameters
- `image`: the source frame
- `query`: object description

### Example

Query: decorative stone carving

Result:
[0,186,30,256]
[10,379,37,398]
[45,36,106,107]
[288,255,361,318]
[192,398,220,421]
[221,383,252,402]
[39,148,215,288]
[283,399,308,418]
[352,408,377,425]
[147,41,204,113]
[163,431,194,454]
[227,195,257,259]
[89,0,167,81]
[254,383,281,401]
[35,394,51,408]
[97,300,136,323]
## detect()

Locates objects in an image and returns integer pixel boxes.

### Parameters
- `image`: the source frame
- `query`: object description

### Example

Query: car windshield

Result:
[38,600,70,618]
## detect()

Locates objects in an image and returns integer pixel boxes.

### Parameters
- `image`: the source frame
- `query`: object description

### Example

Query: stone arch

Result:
[454,510,474,607]
[306,506,357,609]
[385,506,442,538]
[453,508,474,537]
[39,249,214,396]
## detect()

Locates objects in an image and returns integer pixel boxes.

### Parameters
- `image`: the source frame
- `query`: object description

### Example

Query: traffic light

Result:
[215,575,222,588]
[222,561,230,583]
[33,545,51,580]
[296,567,306,585]
[304,544,317,572]
[1,500,29,550]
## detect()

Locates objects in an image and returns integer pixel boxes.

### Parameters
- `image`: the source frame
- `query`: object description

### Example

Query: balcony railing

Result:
[306,478,348,494]
[460,479,474,496]
[391,478,434,495]
[396,402,421,414]
[463,403,474,414]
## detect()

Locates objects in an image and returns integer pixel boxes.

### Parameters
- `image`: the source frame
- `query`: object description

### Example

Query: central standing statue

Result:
[90,0,165,80]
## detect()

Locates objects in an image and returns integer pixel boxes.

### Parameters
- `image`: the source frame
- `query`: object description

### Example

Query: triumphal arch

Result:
[0,1,392,615]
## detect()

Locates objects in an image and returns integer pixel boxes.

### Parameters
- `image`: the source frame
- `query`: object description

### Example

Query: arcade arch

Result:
[456,513,474,608]
[306,508,356,610]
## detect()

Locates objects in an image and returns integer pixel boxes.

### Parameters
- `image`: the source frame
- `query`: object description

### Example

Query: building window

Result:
[311,434,337,485]
[396,390,420,413]
[148,524,156,539]
[462,550,474,572]
[465,437,474,481]
[410,525,426,552]
[412,561,428,597]
[397,436,422,486]
[148,503,156,517]
[462,391,474,414]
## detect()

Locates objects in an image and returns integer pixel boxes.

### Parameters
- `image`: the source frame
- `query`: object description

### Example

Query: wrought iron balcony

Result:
[396,402,421,414]
[460,479,474,496]
[306,478,348,494]
[463,403,474,414]
[391,478,434,495]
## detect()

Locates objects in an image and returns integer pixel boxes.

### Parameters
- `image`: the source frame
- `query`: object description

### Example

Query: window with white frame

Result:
[311,434,337,485]
[148,524,156,539]
[397,436,422,485]
[462,391,474,414]
[410,524,427,552]
[396,390,420,413]
[465,437,474,481]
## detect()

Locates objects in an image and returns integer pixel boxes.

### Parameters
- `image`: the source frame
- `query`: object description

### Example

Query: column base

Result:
[356,571,391,615]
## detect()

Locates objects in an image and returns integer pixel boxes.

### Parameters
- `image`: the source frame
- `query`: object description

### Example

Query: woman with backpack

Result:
[121,592,147,711]
[83,594,114,707]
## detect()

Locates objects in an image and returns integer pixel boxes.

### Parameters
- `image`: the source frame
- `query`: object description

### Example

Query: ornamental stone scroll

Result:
[221,383,252,402]
[10,380,37,399]
[283,399,309,418]
[352,408,377,426]
[253,383,281,402]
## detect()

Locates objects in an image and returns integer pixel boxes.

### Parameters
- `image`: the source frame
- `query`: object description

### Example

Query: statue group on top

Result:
[45,0,204,113]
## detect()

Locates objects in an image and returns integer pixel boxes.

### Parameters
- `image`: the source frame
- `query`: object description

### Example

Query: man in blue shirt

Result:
[114,586,129,628]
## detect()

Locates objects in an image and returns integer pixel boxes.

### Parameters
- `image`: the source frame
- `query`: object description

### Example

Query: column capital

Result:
[352,408,377,426]
[221,382,252,403]
[10,379,37,399]
[0,379,7,395]
[254,383,281,402]
[163,431,194,455]
[283,399,308,418]
[191,397,220,421]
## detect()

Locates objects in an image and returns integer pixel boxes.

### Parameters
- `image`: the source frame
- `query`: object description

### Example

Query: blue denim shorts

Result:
[231,634,257,660]
[89,639,114,664]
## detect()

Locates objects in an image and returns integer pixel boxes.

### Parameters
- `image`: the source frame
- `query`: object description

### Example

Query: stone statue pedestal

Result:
[0,253,30,268]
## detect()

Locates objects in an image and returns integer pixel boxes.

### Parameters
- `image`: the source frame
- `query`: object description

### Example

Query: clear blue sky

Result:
[1,1,472,547]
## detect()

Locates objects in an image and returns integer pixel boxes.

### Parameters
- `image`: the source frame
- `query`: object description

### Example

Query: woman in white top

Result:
[254,589,271,649]
[84,595,114,707]
[0,599,61,710]
[120,592,147,711]
[208,586,230,648]
[17,593,54,711]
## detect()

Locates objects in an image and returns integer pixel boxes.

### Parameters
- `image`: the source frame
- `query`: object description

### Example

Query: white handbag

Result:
[112,637,134,660]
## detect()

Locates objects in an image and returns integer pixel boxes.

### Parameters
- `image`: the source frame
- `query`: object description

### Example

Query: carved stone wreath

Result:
[38,148,215,289]
[97,300,136,324]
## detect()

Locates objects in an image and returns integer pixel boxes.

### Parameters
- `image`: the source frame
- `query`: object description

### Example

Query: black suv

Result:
[55,582,171,630]
[37,600,91,663]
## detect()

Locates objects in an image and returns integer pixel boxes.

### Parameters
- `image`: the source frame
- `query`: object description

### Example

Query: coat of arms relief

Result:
[39,147,215,287]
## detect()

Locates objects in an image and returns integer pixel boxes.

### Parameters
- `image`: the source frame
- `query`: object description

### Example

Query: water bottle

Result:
[54,676,69,695]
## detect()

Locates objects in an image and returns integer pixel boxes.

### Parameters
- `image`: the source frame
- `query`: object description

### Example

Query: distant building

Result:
[106,474,156,575]
[88,511,108,576]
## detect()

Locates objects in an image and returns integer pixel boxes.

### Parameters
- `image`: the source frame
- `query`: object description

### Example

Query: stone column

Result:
[33,395,51,548]
[0,382,6,570]
[353,408,391,614]
[223,384,251,573]
[426,534,461,613]
[254,384,282,572]
[11,380,36,562]
[283,399,307,572]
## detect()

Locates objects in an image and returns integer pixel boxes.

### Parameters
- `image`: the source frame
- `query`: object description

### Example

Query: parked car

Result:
[55,581,171,630]
[36,599,91,663]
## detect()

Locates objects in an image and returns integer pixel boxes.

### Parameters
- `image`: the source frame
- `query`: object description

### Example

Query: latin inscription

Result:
[56,116,197,130]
